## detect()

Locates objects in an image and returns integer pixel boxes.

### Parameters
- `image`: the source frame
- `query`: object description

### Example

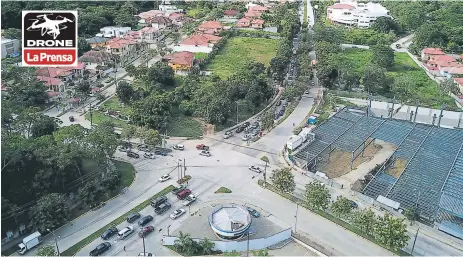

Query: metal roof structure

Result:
[294,108,463,223]
[209,206,251,233]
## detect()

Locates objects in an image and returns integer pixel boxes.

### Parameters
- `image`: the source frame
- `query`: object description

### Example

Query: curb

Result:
[292,236,327,257]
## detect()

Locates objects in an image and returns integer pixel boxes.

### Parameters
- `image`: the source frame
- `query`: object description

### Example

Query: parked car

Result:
[243,121,250,127]
[235,126,244,133]
[171,185,187,196]
[126,213,141,223]
[170,209,186,220]
[182,194,196,206]
[138,252,153,256]
[251,130,260,137]
[159,174,171,182]
[349,200,358,208]
[242,134,251,141]
[101,227,118,240]
[118,146,129,152]
[250,122,259,129]
[69,116,75,122]
[279,109,285,116]
[150,196,168,208]
[311,81,315,86]
[276,100,282,106]
[154,149,167,156]
[249,166,263,173]
[138,215,154,227]
[143,152,156,159]
[117,226,135,240]
[223,131,233,139]
[177,189,192,200]
[127,151,140,158]
[196,144,209,150]
[89,242,111,256]
[154,202,171,214]
[200,150,211,157]
[137,144,150,151]
[246,207,260,218]
[173,144,184,150]
[138,226,155,238]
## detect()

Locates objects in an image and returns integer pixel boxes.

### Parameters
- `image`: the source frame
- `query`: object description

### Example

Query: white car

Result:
[170,209,186,220]
[242,134,251,141]
[138,252,154,256]
[249,166,263,173]
[143,153,156,159]
[200,150,211,157]
[223,131,233,139]
[159,174,171,182]
[173,144,184,150]
[182,194,196,206]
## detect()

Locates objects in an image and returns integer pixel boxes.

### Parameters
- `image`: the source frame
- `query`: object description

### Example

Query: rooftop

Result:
[210,206,251,232]
[199,21,222,30]
[422,48,445,55]
[86,37,110,44]
[167,51,194,66]
[137,10,166,19]
[430,55,457,63]
[181,33,221,46]
[455,78,463,86]
[328,3,355,9]
[224,10,239,16]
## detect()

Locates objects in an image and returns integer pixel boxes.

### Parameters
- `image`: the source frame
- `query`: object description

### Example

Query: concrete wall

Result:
[163,228,292,252]
[174,45,212,53]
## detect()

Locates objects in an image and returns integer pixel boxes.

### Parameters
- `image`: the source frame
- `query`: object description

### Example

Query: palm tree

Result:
[198,237,215,255]
[174,231,190,253]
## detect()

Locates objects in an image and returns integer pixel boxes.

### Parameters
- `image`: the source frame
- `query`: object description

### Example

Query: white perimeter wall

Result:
[163,228,291,252]
[174,45,212,53]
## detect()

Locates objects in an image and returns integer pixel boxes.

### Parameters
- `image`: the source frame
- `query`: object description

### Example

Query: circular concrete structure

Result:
[208,205,251,240]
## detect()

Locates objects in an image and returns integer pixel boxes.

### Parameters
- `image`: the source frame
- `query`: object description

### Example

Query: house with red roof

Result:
[224,10,239,19]
[137,10,167,26]
[237,18,251,28]
[138,26,162,42]
[198,21,223,35]
[440,65,463,78]
[175,33,222,53]
[248,5,268,13]
[251,19,265,29]
[164,51,195,73]
[245,11,261,19]
[421,48,445,61]
[149,16,172,29]
[37,76,63,91]
[106,37,138,56]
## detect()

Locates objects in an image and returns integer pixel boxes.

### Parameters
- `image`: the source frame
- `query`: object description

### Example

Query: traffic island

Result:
[215,187,232,194]
[177,175,191,184]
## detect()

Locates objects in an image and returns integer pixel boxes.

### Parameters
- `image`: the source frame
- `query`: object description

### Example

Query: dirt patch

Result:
[318,139,383,178]
[385,158,408,178]
[192,117,215,136]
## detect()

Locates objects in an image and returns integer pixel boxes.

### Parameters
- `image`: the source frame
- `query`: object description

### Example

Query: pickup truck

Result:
[182,194,197,206]
[196,144,209,150]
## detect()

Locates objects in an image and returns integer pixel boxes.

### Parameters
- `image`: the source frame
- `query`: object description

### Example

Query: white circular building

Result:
[208,205,252,240]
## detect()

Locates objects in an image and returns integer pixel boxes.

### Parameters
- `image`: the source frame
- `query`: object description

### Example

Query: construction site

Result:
[292,107,463,238]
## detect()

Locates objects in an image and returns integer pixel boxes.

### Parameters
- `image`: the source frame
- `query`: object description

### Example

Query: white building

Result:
[96,27,132,38]
[159,4,183,14]
[1,38,20,59]
[327,0,390,28]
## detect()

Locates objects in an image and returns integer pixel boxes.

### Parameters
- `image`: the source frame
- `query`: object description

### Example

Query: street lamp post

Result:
[411,226,420,255]
[47,229,60,257]
[246,231,250,257]
[167,225,171,236]
[294,203,299,232]
[142,235,146,255]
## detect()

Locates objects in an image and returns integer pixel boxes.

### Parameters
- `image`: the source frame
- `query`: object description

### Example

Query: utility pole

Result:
[236,102,239,124]
[89,102,93,127]
[246,231,250,257]
[294,203,299,232]
[263,161,268,187]
[47,229,60,257]
[177,162,181,182]
[411,226,420,255]
[178,159,183,179]
[142,236,146,255]
[183,158,186,177]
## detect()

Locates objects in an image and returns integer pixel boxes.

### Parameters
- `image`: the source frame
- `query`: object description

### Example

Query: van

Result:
[117,226,134,240]
[177,189,191,200]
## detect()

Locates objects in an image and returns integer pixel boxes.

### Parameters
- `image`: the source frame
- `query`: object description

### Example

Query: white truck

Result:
[182,194,197,206]
[18,231,42,254]
[286,135,303,150]
[298,127,315,143]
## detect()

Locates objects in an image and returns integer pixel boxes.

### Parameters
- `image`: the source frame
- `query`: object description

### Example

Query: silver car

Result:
[170,209,186,220]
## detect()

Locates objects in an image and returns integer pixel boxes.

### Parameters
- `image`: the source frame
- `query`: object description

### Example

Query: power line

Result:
[202,136,280,156]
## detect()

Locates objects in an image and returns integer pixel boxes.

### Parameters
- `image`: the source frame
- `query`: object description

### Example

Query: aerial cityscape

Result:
[1,0,463,256]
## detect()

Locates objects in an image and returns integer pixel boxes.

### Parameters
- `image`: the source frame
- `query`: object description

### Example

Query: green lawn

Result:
[85,111,129,128]
[194,52,208,60]
[207,37,278,79]
[113,160,136,189]
[186,7,203,18]
[167,116,203,138]
[99,97,132,117]
[344,49,457,110]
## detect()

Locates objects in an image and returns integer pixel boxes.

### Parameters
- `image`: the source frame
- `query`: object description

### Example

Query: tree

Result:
[330,196,354,218]
[116,81,135,104]
[351,209,377,237]
[371,45,395,70]
[174,231,199,255]
[362,65,389,94]
[371,17,399,34]
[101,168,122,192]
[114,2,137,27]
[79,180,104,208]
[305,181,331,211]
[131,93,171,129]
[373,213,410,251]
[1,28,22,39]
[2,67,48,108]
[78,37,91,56]
[31,116,62,138]
[198,238,215,255]
[270,167,295,194]
[441,78,460,95]
[36,245,57,257]
[261,110,275,131]
[29,193,70,231]
[251,249,269,256]
[121,125,137,143]
[404,207,417,225]
[143,129,162,146]
[75,80,91,99]
[392,75,414,102]
[13,107,42,137]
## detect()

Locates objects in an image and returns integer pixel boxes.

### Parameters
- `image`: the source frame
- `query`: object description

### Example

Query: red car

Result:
[196,144,209,150]
[138,226,155,238]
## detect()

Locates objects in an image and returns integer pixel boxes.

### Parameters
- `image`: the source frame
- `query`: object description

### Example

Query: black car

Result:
[235,126,244,133]
[172,185,187,195]
[276,100,282,106]
[138,215,154,226]
[69,116,75,122]
[89,242,111,256]
[243,121,250,127]
[150,195,168,208]
[154,150,167,156]
[127,151,140,158]
[126,212,141,223]
[101,227,118,240]
[154,202,171,214]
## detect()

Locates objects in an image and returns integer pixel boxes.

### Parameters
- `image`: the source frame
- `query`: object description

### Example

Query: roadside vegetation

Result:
[262,168,411,254]
[215,187,232,194]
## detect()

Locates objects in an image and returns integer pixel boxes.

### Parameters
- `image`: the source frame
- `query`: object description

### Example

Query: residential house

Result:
[106,37,137,56]
[327,0,390,28]
[248,5,268,13]
[165,51,194,73]
[454,78,463,95]
[137,10,166,27]
[198,21,223,35]
[78,50,113,69]
[251,19,265,29]
[421,48,445,61]
[430,55,457,63]
[440,66,463,78]
[224,10,239,19]
[150,16,173,29]
[138,26,163,42]
[159,4,183,14]
[96,27,132,38]
[36,67,72,83]
[35,63,86,91]
[174,33,222,53]
[37,76,63,91]
[1,38,20,59]
[169,13,193,28]
[237,18,251,27]
[245,11,261,19]
[86,37,110,49]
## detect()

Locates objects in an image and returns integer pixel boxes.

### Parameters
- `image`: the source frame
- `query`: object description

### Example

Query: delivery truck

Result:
[18,231,42,254]
[287,135,303,150]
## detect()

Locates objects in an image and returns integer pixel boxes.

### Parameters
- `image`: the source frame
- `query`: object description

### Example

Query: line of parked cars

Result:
[234,121,261,141]
[118,143,171,159]
[196,144,211,157]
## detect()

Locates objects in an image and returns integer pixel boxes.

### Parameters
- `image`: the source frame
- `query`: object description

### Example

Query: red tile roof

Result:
[138,10,166,20]
[199,21,222,30]
[328,4,355,9]
[248,5,268,12]
[422,48,445,55]
[245,11,261,18]
[168,51,194,67]
[149,16,172,25]
[169,12,184,20]
[435,61,460,67]
[36,67,71,78]
[224,10,239,16]
[430,55,457,63]
[47,91,61,97]
[107,38,137,49]
[441,66,463,75]
[251,19,264,24]
[454,78,463,86]
[37,76,62,86]
[181,33,222,46]
[91,87,101,93]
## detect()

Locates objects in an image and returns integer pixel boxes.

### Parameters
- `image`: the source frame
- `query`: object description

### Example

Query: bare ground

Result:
[385,158,408,178]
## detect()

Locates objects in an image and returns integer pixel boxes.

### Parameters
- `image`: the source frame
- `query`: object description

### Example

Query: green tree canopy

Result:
[305,181,331,211]
[270,167,296,194]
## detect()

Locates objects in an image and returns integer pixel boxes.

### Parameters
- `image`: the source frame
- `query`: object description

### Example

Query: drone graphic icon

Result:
[26,14,74,40]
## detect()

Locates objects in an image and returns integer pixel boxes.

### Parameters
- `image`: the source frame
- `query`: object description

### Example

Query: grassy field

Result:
[343,49,456,110]
[207,37,278,79]
[194,52,208,60]
[99,97,132,117]
[85,111,129,128]
[167,116,203,138]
